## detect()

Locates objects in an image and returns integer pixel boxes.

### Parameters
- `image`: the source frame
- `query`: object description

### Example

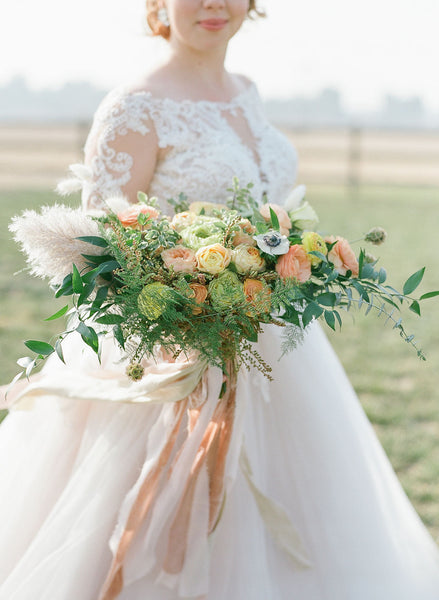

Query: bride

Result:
[1,1,439,599]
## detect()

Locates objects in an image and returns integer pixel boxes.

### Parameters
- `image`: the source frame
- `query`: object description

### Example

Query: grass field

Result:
[1,184,439,540]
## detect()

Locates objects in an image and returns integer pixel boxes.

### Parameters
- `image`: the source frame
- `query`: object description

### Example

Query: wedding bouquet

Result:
[9,178,438,385]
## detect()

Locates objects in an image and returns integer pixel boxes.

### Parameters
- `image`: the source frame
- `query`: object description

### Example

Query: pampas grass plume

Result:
[9,204,105,285]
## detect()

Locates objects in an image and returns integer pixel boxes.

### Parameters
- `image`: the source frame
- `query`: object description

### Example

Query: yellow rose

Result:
[301,231,327,266]
[196,243,232,275]
[232,244,265,274]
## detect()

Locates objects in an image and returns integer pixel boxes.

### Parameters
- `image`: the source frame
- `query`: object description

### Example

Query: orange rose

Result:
[326,236,359,277]
[240,219,256,235]
[231,218,256,246]
[117,204,160,228]
[161,245,197,273]
[187,283,208,314]
[243,278,272,313]
[259,203,292,237]
[275,244,312,282]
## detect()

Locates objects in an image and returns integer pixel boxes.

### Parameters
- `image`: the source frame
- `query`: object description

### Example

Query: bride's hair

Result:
[146,1,265,39]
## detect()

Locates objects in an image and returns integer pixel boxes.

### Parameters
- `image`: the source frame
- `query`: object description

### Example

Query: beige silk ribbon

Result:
[4,352,207,411]
[98,366,238,600]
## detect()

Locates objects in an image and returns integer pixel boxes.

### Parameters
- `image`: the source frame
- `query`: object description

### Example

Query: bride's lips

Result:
[197,19,228,31]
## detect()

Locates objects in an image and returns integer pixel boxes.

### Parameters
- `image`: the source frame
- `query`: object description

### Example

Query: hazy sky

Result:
[1,0,438,112]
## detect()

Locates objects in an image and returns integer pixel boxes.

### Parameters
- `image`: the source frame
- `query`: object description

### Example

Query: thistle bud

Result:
[365,227,387,245]
[126,362,145,381]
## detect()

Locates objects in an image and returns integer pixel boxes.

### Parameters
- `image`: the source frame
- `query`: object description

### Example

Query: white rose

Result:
[288,201,319,231]
[283,184,307,211]
[232,244,266,274]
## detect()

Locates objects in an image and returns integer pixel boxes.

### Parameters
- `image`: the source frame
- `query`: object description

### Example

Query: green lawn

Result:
[1,184,439,540]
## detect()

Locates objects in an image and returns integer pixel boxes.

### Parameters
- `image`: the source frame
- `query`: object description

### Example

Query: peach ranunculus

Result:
[275,244,312,283]
[195,243,232,275]
[243,278,272,313]
[187,283,208,314]
[161,245,197,273]
[325,235,359,277]
[259,203,292,237]
[117,204,160,228]
[232,229,257,247]
[231,219,257,246]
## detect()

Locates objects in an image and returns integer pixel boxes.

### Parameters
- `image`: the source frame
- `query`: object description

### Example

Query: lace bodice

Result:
[82,81,298,213]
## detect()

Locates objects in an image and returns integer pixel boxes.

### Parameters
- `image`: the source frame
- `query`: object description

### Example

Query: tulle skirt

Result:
[1,323,439,600]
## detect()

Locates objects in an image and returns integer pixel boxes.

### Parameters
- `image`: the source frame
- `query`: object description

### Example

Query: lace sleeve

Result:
[82,89,158,211]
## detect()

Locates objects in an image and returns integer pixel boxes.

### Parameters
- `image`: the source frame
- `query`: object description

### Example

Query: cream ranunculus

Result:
[232,244,266,274]
[171,211,197,232]
[195,243,232,275]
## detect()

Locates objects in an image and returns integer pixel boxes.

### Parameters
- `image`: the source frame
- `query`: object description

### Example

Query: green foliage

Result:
[10,181,439,384]
[167,192,189,213]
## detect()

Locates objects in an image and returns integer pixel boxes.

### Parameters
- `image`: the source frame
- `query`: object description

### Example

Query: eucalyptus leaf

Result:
[420,291,439,301]
[95,314,125,325]
[409,300,421,316]
[76,322,99,354]
[55,339,65,364]
[81,253,115,266]
[316,292,337,307]
[5,371,25,398]
[55,273,73,298]
[44,305,69,321]
[333,310,342,328]
[26,359,37,379]
[302,302,324,327]
[24,340,55,356]
[17,356,34,368]
[269,207,280,231]
[377,267,387,284]
[324,310,336,330]
[96,260,120,275]
[403,267,425,295]
[358,249,364,277]
[113,324,125,350]
[325,270,339,284]
[76,235,108,248]
[72,264,83,294]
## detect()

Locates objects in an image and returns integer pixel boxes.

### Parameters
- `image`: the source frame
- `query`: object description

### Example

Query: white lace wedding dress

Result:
[1,81,439,600]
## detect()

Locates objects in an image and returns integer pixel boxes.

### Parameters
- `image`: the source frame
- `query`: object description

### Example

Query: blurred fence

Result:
[0,122,438,190]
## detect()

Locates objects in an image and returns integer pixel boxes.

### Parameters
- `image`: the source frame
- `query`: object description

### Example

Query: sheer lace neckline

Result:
[120,81,256,110]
